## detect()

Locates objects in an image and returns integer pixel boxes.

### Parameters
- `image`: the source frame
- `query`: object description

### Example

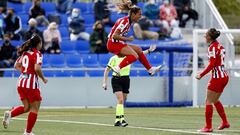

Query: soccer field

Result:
[0,108,239,135]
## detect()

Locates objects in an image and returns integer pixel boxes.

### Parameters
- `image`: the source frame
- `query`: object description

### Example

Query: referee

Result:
[102,45,156,127]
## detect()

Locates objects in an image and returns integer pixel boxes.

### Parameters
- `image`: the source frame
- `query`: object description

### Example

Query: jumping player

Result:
[2,35,48,135]
[107,6,161,76]
[196,28,230,132]
[103,45,156,127]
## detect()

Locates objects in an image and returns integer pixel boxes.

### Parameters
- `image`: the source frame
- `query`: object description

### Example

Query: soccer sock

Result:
[115,104,123,122]
[138,52,152,70]
[120,104,125,122]
[214,101,228,123]
[11,106,25,118]
[26,112,38,133]
[205,104,213,128]
[119,55,137,69]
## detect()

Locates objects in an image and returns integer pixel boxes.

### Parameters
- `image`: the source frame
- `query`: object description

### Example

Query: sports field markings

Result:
[11,117,224,135]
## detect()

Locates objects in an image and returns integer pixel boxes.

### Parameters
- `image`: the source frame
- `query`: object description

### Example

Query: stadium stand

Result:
[0,1,192,78]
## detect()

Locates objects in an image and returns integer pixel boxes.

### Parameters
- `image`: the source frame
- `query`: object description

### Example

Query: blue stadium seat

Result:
[61,40,77,54]
[24,2,32,13]
[130,70,138,77]
[82,14,95,25]
[111,13,125,23]
[66,54,82,68]
[60,14,68,26]
[85,27,93,34]
[148,53,164,66]
[126,27,134,37]
[87,2,94,13]
[87,70,103,77]
[59,27,69,39]
[3,71,13,77]
[71,70,85,77]
[42,54,50,68]
[138,70,149,76]
[11,40,23,47]
[55,70,72,77]
[82,54,99,67]
[43,70,55,77]
[19,14,29,25]
[98,53,113,67]
[133,60,143,67]
[105,26,112,34]
[41,2,56,13]
[13,71,21,77]
[8,2,23,13]
[72,2,87,13]
[75,40,89,53]
[49,54,66,68]
[137,2,145,9]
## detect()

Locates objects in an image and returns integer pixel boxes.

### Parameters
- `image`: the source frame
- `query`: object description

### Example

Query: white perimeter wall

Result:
[0,76,238,107]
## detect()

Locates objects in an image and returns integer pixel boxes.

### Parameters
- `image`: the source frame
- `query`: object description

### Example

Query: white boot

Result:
[23,130,35,135]
[2,111,11,129]
[148,65,163,76]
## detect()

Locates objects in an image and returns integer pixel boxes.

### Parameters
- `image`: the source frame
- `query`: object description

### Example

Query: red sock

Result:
[26,112,38,133]
[119,55,137,69]
[205,104,213,128]
[138,52,151,70]
[214,101,228,123]
[11,106,24,118]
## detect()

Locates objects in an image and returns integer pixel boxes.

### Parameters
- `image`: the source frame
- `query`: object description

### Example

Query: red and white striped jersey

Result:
[200,41,228,79]
[108,16,131,42]
[16,49,43,89]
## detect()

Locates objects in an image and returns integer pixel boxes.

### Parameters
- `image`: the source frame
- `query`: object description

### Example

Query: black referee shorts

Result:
[111,76,130,94]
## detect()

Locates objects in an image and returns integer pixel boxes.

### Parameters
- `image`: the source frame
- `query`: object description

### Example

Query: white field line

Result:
[10,117,224,135]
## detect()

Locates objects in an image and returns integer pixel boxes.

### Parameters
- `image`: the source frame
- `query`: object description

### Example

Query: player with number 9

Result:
[2,34,48,135]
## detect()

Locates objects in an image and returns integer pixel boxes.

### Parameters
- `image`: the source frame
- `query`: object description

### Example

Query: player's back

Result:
[20,49,41,75]
[17,49,42,89]
[108,16,131,40]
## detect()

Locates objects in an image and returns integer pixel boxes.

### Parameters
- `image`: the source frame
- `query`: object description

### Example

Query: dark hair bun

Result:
[208,28,220,40]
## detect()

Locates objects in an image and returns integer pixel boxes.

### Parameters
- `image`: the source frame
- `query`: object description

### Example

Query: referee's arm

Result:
[103,66,111,90]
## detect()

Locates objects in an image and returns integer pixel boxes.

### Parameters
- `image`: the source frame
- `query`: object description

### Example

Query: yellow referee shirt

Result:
[107,55,131,76]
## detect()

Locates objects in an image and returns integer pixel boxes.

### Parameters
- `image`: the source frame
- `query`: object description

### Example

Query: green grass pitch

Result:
[0,108,240,135]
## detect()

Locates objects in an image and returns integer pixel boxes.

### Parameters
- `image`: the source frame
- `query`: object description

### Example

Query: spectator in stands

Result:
[94,0,114,27]
[0,0,7,14]
[43,22,61,54]
[90,21,108,54]
[159,0,178,34]
[23,18,43,41]
[29,0,49,27]
[57,0,74,14]
[174,0,198,28]
[133,16,159,40]
[68,8,90,41]
[143,0,159,20]
[0,34,17,68]
[4,8,22,40]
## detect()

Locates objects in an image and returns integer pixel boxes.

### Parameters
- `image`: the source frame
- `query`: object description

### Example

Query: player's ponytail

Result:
[18,34,42,55]
[207,28,221,40]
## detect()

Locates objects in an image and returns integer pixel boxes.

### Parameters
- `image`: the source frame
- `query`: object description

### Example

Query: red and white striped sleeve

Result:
[116,18,129,33]
[200,45,217,77]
